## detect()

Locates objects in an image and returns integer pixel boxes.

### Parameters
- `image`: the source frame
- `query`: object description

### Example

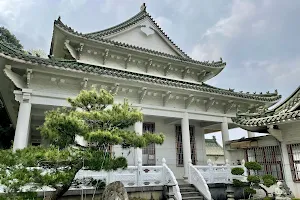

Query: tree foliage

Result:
[0,89,164,199]
[231,162,277,199]
[0,26,23,49]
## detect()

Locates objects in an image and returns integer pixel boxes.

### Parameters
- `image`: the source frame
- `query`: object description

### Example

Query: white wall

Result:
[112,116,207,179]
[280,122,300,197]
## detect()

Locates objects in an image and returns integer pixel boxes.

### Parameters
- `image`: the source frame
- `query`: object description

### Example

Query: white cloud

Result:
[202,0,256,38]
[0,0,35,29]
[190,0,257,61]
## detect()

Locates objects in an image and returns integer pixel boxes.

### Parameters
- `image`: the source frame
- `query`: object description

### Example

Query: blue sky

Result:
[0,0,299,145]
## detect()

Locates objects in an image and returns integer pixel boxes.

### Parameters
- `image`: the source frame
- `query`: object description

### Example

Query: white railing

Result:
[76,158,181,200]
[162,158,182,200]
[188,160,212,200]
[193,159,247,184]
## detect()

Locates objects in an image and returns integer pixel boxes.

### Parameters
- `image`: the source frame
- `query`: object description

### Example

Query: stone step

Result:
[179,187,198,192]
[181,191,201,197]
[182,196,204,200]
[178,183,193,187]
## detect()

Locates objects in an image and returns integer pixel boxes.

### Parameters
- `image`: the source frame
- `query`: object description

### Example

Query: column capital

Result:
[222,116,228,123]
[14,89,33,103]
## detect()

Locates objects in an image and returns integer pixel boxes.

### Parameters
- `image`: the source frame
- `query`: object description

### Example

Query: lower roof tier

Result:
[232,86,300,132]
[0,41,281,103]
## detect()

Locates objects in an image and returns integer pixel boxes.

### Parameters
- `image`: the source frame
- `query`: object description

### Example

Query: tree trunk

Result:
[47,163,82,200]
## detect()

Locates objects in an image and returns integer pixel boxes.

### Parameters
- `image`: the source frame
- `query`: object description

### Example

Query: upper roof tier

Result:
[50,4,226,71]
[0,41,281,104]
[232,86,300,132]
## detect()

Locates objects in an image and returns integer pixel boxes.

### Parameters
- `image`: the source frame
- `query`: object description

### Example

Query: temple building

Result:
[229,86,300,197]
[0,3,281,185]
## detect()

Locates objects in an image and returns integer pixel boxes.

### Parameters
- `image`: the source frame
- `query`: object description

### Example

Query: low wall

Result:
[39,186,164,200]
[208,183,246,200]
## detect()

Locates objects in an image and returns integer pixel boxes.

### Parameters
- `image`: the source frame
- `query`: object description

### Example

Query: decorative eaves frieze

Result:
[102,49,109,65]
[81,78,88,89]
[164,63,171,76]
[26,69,32,87]
[124,54,131,69]
[185,94,194,109]
[182,67,190,79]
[145,59,152,73]
[138,87,147,104]
[162,91,172,106]
[205,97,215,112]
[223,100,236,114]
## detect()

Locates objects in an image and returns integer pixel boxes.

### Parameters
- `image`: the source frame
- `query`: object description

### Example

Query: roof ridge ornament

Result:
[140,3,146,11]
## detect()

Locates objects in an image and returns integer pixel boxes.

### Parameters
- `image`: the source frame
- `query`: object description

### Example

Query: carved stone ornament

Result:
[275,181,292,200]
[141,25,155,36]
[102,181,129,200]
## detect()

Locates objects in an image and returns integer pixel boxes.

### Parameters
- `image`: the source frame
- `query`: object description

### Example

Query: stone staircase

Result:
[178,183,204,200]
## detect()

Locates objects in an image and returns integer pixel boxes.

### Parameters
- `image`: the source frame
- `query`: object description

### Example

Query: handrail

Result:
[162,158,182,200]
[188,161,212,200]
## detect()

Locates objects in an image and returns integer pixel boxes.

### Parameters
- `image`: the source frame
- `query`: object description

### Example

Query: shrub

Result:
[231,167,244,175]
[244,187,256,195]
[262,174,276,187]
[247,175,260,184]
[233,179,245,187]
[263,197,272,200]
[245,161,262,171]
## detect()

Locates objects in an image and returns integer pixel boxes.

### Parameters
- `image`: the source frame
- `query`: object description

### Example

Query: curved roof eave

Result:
[0,41,281,103]
[52,19,227,70]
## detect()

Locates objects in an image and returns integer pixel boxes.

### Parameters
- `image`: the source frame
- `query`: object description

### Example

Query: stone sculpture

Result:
[274,181,291,200]
[102,181,129,200]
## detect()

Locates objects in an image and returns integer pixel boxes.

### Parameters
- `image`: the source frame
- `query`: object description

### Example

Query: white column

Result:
[196,126,207,165]
[13,89,32,152]
[281,142,297,196]
[221,117,231,163]
[134,121,143,165]
[247,131,255,138]
[182,112,191,179]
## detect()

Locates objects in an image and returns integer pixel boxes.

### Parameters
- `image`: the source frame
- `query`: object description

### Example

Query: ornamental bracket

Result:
[138,87,147,104]
[125,54,131,69]
[223,100,236,114]
[205,97,215,112]
[182,67,190,79]
[146,59,152,73]
[77,43,84,59]
[185,94,194,109]
[111,83,120,95]
[197,70,207,82]
[164,63,171,76]
[102,49,109,65]
[26,69,33,87]
[163,91,172,106]
[81,78,88,89]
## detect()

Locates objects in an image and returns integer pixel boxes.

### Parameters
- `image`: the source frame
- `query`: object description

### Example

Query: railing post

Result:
[207,159,213,183]
[137,158,142,186]
[188,159,192,183]
[242,159,248,182]
[162,158,166,184]
[226,159,231,183]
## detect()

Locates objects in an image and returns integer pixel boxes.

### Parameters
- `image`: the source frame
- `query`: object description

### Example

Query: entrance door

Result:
[142,123,155,166]
[175,125,197,166]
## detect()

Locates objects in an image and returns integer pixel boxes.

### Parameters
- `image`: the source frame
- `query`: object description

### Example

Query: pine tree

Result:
[0,89,164,199]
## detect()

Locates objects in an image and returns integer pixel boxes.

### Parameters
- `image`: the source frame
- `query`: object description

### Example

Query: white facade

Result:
[0,5,281,183]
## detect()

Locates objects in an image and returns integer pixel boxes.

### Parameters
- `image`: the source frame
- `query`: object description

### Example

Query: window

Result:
[245,146,283,180]
[175,125,196,166]
[142,123,155,166]
[287,143,300,182]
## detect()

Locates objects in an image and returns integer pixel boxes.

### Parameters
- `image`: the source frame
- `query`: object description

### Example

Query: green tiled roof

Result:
[232,86,300,131]
[53,17,227,68]
[0,41,281,102]
[205,137,224,156]
[84,10,189,58]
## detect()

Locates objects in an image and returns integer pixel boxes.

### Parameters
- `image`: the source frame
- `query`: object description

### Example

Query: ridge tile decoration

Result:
[0,41,281,102]
[232,87,300,129]
[52,11,226,68]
